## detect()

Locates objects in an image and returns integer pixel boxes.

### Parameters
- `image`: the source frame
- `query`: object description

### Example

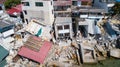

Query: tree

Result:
[4,0,21,9]
[110,2,120,16]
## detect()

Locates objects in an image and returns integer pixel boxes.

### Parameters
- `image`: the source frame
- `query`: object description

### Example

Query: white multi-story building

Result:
[21,0,54,26]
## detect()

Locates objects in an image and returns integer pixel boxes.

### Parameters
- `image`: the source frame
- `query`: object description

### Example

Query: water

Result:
[83,58,120,67]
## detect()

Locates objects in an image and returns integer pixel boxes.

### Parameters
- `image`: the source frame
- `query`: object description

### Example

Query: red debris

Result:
[6,4,22,15]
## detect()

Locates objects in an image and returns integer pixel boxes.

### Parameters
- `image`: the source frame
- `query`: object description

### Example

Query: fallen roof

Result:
[0,20,14,33]
[24,36,43,52]
[6,4,22,15]
[18,36,52,64]
[0,45,9,62]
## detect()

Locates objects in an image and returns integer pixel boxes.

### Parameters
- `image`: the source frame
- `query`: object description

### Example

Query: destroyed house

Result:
[79,41,97,63]
[18,36,52,64]
[0,45,9,67]
[25,20,43,36]
[54,17,73,39]
[26,19,52,40]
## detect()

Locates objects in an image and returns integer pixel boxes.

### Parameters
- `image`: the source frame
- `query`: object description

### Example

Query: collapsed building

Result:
[0,0,119,67]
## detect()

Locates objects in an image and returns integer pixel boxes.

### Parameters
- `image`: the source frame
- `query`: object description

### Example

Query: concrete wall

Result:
[22,0,54,26]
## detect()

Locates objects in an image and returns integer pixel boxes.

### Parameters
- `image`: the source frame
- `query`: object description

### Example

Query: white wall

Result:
[55,23,72,39]
[22,0,54,26]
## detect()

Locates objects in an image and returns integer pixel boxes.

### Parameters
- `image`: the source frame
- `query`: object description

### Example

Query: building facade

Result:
[53,0,72,17]
[21,0,54,26]
[54,17,73,39]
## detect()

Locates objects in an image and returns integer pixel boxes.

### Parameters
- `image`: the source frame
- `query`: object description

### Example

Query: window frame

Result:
[22,2,30,6]
[64,25,69,29]
[35,2,43,7]
[23,10,27,15]
[57,26,63,30]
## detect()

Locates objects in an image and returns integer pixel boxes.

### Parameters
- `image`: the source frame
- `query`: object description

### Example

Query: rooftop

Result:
[0,20,14,28]
[55,17,72,24]
[6,4,22,15]
[18,36,52,64]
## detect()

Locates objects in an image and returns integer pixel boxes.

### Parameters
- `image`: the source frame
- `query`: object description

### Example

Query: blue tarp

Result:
[35,28,42,37]
[116,0,120,2]
[103,22,116,39]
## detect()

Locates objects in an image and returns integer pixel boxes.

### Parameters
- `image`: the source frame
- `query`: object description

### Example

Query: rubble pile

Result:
[0,0,120,67]
[45,44,79,67]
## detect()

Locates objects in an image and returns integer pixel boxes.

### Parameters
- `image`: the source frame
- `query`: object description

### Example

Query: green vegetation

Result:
[109,2,120,16]
[83,58,120,67]
[4,0,21,9]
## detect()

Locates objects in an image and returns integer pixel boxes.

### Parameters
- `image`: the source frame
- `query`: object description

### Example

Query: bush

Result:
[4,0,21,9]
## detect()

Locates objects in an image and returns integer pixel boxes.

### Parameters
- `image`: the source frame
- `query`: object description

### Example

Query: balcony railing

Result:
[53,1,72,6]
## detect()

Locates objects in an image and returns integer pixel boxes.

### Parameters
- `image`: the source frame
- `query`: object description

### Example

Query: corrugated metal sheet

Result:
[0,45,9,62]
[18,39,52,64]
[0,20,14,33]
[24,36,43,52]
[6,4,22,15]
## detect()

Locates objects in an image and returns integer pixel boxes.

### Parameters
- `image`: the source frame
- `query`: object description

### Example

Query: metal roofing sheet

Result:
[6,4,22,15]
[18,37,52,64]
[0,45,9,62]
